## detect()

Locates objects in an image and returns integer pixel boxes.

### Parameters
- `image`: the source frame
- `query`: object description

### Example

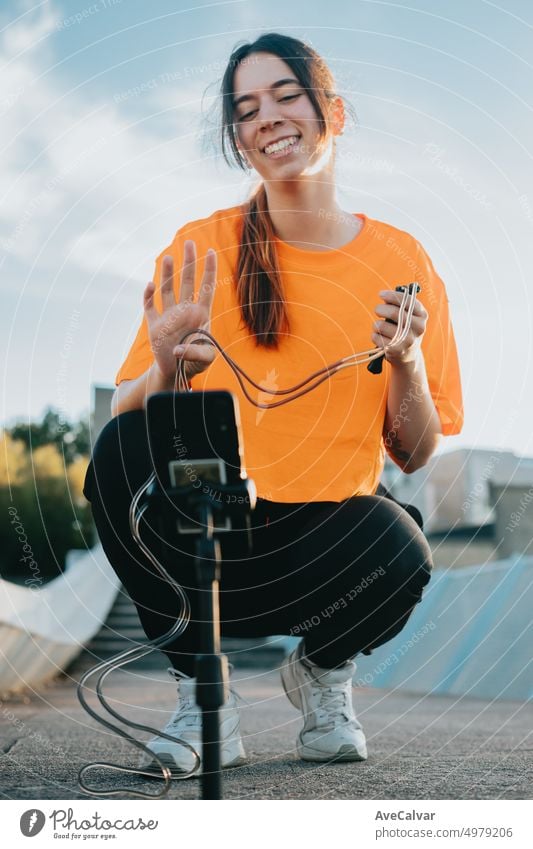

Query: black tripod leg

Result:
[194,534,229,800]
[197,655,229,799]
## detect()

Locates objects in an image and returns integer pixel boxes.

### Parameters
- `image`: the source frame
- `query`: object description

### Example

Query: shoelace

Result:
[313,684,352,728]
[163,667,250,733]
[166,695,201,730]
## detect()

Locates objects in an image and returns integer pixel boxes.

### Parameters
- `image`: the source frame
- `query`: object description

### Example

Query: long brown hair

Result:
[220,33,342,347]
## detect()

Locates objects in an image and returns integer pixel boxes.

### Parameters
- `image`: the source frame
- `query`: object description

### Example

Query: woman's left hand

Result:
[372,289,428,366]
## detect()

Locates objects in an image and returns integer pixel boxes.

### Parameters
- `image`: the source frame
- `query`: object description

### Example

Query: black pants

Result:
[83,411,433,677]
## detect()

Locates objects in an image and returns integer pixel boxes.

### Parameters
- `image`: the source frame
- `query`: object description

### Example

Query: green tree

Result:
[1,417,94,584]
[8,406,90,464]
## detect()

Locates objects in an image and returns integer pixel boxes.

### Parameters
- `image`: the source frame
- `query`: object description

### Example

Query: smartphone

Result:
[145,390,253,536]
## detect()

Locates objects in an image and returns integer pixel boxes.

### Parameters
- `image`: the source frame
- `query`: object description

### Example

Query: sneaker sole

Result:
[297,741,368,762]
[141,741,247,778]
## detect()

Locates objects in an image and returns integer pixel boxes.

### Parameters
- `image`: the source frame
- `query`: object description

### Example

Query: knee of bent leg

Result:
[92,410,145,470]
[391,512,433,596]
[315,496,433,594]
[369,497,433,595]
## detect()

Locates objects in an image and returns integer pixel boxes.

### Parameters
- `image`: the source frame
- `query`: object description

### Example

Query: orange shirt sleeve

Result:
[415,241,464,436]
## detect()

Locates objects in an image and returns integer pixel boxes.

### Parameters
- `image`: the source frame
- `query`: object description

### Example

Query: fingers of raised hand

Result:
[173,338,215,362]
[179,240,196,305]
[143,280,157,321]
[160,255,176,311]
[198,248,217,311]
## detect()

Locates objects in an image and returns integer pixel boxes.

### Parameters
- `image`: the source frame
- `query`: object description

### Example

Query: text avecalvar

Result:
[375,811,436,821]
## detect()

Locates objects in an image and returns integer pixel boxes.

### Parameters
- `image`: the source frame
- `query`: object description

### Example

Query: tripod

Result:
[147,477,255,800]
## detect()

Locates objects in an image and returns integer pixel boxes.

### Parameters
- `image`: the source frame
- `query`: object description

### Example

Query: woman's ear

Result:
[330,96,345,136]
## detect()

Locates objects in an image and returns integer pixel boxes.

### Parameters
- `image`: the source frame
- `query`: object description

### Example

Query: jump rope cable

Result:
[176,282,419,399]
[77,475,200,797]
[77,282,419,796]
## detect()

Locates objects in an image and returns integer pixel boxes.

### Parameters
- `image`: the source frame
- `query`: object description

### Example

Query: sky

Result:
[1,0,532,458]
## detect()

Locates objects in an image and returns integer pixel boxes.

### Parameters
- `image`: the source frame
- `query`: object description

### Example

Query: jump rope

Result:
[77,283,421,798]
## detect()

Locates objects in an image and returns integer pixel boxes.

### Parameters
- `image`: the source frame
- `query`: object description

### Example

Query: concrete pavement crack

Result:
[1,738,20,755]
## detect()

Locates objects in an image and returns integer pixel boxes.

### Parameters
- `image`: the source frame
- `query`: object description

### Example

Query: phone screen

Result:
[145,391,249,534]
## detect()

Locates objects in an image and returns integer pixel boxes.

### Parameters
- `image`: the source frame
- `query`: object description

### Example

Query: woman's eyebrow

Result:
[232,78,301,108]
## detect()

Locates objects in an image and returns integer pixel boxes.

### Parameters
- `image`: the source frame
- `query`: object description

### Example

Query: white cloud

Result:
[1,0,58,58]
[0,2,247,293]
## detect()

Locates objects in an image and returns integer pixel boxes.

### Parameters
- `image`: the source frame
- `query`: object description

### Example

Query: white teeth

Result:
[264,136,299,155]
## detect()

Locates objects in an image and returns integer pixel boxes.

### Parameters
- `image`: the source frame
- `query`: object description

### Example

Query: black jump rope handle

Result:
[367,283,421,375]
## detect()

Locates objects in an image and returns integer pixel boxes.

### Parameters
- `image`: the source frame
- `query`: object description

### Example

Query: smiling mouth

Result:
[261,135,302,157]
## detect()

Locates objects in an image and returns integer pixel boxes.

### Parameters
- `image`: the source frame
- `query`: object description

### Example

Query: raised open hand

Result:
[143,240,218,383]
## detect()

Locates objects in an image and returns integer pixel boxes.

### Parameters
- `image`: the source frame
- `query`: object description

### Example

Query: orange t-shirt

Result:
[116,205,463,503]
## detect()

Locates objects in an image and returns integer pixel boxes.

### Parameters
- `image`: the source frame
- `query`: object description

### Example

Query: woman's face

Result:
[232,52,334,179]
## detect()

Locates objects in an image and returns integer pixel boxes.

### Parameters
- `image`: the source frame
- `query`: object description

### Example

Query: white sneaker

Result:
[280,642,368,762]
[138,668,246,777]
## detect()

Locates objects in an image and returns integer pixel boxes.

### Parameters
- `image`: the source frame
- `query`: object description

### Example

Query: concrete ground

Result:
[0,665,531,800]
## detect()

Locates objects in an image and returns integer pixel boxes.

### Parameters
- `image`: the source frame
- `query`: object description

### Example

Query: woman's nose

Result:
[257,98,285,129]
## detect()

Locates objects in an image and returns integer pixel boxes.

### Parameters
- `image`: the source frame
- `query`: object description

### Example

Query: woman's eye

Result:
[237,93,301,121]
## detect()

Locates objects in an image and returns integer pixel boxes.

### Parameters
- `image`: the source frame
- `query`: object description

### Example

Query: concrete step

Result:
[70,586,288,674]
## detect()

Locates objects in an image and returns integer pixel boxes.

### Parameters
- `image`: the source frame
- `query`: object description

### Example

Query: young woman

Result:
[84,32,463,775]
